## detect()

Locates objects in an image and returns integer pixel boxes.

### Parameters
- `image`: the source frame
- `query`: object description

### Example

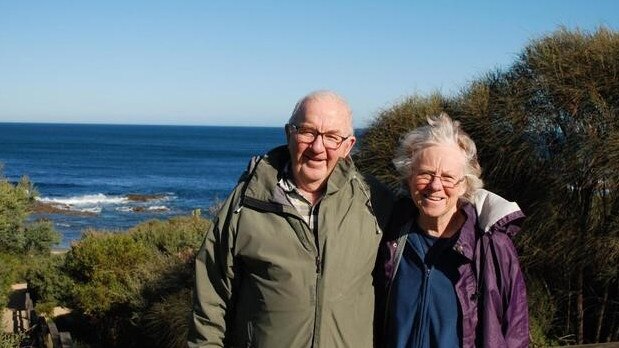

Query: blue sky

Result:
[1,1,617,128]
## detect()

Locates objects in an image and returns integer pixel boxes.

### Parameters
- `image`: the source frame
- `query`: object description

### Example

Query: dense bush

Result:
[0,176,35,253]
[0,252,21,305]
[141,289,193,348]
[129,210,208,255]
[64,231,160,316]
[23,220,61,254]
[0,171,60,310]
[24,253,74,309]
[0,174,60,254]
[55,213,210,347]
[0,332,24,348]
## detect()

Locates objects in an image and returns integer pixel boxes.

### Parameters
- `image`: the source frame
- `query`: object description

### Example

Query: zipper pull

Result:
[315,255,321,273]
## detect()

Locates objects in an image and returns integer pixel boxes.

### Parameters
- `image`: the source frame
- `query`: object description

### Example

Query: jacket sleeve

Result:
[188,191,239,347]
[495,235,530,348]
[479,228,529,348]
[476,189,529,347]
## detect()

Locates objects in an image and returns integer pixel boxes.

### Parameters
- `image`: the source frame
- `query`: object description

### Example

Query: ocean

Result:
[0,123,285,247]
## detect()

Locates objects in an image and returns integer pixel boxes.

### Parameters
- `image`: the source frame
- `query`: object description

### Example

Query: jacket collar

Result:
[473,189,524,236]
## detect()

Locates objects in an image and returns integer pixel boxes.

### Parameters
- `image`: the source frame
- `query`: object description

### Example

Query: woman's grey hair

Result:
[288,90,354,136]
[392,112,483,201]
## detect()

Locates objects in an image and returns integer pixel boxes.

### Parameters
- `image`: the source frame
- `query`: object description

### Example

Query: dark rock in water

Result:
[126,194,166,202]
[131,206,168,213]
[33,201,98,217]
[148,207,169,212]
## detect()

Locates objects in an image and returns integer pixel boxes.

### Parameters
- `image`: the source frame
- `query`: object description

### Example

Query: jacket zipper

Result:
[310,205,322,348]
[414,264,431,347]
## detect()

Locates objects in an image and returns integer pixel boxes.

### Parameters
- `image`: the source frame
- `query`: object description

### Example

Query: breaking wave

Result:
[35,193,174,215]
[38,193,128,206]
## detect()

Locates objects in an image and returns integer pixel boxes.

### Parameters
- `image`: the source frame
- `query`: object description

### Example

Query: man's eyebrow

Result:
[297,125,343,134]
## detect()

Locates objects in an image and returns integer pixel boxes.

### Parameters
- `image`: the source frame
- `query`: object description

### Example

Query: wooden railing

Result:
[20,291,72,348]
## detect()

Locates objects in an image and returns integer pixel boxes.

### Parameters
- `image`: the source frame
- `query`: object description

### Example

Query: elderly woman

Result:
[379,113,529,348]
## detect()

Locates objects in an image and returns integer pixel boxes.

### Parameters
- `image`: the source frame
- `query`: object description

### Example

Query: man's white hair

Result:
[288,90,354,136]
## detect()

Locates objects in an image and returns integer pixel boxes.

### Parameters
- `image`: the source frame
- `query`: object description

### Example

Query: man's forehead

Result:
[300,103,350,122]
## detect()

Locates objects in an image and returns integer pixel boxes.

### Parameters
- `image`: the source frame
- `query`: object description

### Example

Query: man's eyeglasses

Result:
[413,172,465,189]
[288,124,350,150]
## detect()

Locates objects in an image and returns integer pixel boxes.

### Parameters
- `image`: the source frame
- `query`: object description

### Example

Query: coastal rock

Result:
[126,194,166,202]
[131,206,169,213]
[33,201,98,217]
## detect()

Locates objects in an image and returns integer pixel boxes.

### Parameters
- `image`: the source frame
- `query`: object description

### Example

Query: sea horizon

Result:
[0,121,284,129]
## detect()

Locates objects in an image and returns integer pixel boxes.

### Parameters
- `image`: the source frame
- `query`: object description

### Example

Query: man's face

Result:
[287,98,355,195]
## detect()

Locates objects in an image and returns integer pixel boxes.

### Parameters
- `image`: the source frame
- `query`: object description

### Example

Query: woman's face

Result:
[408,144,467,222]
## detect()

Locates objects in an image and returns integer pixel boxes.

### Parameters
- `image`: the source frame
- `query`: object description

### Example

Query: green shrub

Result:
[526,278,559,347]
[24,254,73,307]
[0,174,60,254]
[0,332,24,348]
[64,231,160,316]
[141,289,192,348]
[57,215,207,347]
[0,252,21,305]
[129,212,209,255]
[0,176,33,253]
[24,220,61,254]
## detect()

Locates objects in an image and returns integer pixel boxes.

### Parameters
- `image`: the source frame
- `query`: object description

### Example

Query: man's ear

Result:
[341,136,356,157]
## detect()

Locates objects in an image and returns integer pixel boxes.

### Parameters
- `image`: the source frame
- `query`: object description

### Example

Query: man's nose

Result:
[310,134,326,151]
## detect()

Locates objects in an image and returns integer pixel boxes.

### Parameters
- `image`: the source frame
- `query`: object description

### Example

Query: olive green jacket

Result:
[189,146,393,347]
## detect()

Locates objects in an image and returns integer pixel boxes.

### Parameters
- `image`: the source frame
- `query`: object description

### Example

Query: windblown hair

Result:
[288,90,354,136]
[392,112,483,201]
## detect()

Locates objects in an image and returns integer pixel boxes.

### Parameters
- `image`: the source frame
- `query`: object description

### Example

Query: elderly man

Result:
[188,90,394,347]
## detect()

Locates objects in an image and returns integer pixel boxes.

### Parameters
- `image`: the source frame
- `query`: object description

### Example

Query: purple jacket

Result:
[378,189,529,348]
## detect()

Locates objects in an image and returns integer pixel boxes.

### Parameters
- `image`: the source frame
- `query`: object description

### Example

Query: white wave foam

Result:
[148,205,169,211]
[37,193,174,215]
[79,207,102,214]
[37,193,128,206]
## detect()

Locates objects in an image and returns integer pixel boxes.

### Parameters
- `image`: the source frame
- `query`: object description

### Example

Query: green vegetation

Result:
[0,173,61,306]
[0,173,63,347]
[0,175,60,255]
[0,332,24,348]
[356,27,619,345]
[26,214,209,347]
